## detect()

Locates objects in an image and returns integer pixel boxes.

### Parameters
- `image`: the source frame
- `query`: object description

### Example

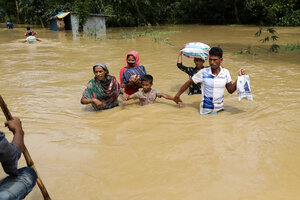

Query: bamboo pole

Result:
[0,95,51,200]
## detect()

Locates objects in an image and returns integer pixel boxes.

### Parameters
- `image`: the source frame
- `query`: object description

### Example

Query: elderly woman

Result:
[81,62,120,111]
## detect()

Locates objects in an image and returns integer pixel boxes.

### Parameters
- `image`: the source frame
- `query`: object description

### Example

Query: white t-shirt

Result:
[192,66,232,114]
[26,36,36,44]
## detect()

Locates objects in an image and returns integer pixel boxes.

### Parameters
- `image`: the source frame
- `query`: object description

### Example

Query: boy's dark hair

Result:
[141,74,153,84]
[209,47,223,58]
[26,26,31,30]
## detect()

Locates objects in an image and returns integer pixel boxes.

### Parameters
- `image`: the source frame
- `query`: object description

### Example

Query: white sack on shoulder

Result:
[237,75,253,101]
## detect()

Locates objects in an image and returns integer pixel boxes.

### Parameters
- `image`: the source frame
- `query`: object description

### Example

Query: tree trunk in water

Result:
[234,0,241,24]
[40,17,45,28]
[15,0,20,24]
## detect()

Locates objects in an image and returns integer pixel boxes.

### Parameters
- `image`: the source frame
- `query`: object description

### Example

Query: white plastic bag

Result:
[237,75,253,101]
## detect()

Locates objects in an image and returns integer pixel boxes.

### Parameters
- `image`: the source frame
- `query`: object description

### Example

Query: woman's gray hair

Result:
[93,62,109,75]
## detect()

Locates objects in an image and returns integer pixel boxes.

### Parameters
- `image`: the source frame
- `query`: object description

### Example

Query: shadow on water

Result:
[223,105,246,114]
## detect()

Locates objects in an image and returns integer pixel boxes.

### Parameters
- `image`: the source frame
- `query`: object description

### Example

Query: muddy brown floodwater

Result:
[0,25,299,200]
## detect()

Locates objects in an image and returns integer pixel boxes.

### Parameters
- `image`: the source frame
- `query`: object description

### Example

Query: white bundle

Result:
[237,75,253,101]
[181,42,211,61]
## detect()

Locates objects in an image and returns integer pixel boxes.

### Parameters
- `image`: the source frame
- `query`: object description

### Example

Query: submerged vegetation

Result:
[255,27,280,53]
[234,46,257,56]
[234,27,283,55]
[284,42,300,52]
[116,27,180,40]
[82,25,179,46]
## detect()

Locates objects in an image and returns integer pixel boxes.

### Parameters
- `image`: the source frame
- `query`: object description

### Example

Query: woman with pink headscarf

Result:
[120,51,147,95]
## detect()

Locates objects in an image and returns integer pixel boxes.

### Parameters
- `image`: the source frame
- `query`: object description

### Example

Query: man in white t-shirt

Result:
[174,47,246,114]
[21,32,41,44]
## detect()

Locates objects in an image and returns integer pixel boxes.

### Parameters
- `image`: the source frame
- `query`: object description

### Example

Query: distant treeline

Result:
[1,0,299,27]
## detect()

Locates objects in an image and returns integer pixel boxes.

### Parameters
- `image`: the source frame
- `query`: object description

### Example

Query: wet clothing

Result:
[6,22,13,29]
[177,63,202,95]
[82,75,120,111]
[192,66,232,115]
[0,132,37,200]
[131,89,162,105]
[121,65,147,89]
[120,51,147,95]
[24,30,37,36]
[0,132,21,176]
[26,36,37,44]
[0,167,37,200]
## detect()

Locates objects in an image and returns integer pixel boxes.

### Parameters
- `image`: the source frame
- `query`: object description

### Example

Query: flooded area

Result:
[0,25,299,200]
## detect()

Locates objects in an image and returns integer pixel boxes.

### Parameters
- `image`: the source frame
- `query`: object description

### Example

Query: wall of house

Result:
[50,19,58,31]
[70,14,106,35]
[84,16,106,35]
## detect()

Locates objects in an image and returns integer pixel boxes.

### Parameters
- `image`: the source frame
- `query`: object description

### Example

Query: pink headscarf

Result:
[126,50,140,68]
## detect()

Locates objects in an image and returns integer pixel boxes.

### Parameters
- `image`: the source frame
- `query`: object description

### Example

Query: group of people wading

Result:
[0,46,246,200]
[81,47,246,114]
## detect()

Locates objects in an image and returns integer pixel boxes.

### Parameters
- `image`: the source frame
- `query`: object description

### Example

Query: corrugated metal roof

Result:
[55,12,70,19]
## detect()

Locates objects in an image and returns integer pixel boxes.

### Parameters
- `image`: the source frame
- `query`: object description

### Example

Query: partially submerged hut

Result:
[48,12,107,35]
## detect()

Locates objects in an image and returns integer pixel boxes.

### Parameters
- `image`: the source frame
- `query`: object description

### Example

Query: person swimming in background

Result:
[122,74,184,106]
[20,31,41,44]
[119,51,147,95]
[6,21,13,29]
[24,26,37,36]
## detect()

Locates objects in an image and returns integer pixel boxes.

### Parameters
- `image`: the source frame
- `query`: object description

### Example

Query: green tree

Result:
[0,0,299,27]
[244,0,300,26]
[72,0,92,31]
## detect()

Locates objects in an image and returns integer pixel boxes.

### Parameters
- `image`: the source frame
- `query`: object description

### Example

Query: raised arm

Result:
[177,51,195,76]
[226,68,246,94]
[177,51,183,64]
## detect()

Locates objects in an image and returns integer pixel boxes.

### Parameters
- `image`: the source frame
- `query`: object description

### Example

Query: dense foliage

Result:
[0,0,299,26]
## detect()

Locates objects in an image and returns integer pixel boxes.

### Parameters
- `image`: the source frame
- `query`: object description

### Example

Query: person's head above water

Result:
[126,50,140,68]
[194,57,204,69]
[141,74,153,92]
[93,62,109,81]
[141,74,153,84]
[209,47,223,70]
[209,47,223,58]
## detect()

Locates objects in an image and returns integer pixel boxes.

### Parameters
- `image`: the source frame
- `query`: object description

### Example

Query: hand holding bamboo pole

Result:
[0,95,51,200]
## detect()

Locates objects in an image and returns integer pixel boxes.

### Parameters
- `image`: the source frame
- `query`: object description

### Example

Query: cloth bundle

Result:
[181,42,211,60]
[237,75,253,101]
